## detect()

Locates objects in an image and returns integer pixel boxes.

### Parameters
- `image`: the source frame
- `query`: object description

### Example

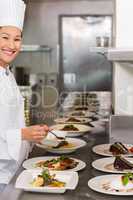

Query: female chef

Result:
[0,0,49,191]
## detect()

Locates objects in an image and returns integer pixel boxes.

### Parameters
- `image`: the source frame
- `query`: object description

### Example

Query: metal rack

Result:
[21,45,52,52]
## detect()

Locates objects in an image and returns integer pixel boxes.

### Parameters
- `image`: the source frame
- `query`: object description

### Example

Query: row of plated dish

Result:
[88,143,133,196]
[59,95,133,196]
[15,105,97,193]
[59,100,133,196]
[15,100,110,194]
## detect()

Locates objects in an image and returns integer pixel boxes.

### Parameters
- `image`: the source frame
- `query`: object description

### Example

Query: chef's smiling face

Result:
[0,26,22,67]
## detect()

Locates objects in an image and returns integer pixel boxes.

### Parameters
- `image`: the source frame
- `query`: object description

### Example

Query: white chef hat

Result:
[0,0,26,31]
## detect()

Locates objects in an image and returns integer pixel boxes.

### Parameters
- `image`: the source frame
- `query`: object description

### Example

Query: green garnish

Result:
[121,173,133,186]
[59,155,67,161]
[122,175,129,186]
[51,159,59,164]
[41,169,51,181]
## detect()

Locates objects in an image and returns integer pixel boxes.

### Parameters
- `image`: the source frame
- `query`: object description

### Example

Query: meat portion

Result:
[109,142,128,155]
[60,124,79,131]
[66,117,81,122]
[59,157,78,170]
[53,140,68,148]
[114,156,133,170]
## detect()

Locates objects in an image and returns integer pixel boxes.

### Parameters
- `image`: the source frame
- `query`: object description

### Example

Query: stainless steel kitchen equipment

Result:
[59,15,113,92]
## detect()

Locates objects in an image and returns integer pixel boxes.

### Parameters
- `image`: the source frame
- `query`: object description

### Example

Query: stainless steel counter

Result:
[1,127,133,200]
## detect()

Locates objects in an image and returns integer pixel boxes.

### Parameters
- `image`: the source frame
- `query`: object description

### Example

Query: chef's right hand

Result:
[21,125,49,143]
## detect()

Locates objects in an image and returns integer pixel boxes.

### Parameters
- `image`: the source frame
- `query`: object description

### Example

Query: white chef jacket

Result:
[0,66,30,184]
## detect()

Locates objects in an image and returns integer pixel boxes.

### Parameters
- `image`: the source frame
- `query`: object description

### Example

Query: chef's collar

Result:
[0,66,10,76]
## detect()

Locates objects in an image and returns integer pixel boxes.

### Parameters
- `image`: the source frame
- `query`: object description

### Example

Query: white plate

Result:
[92,144,133,157]
[54,117,92,124]
[88,174,133,195]
[23,156,86,172]
[99,118,109,122]
[36,138,87,154]
[15,169,79,193]
[92,157,133,173]
[91,120,105,127]
[50,124,92,137]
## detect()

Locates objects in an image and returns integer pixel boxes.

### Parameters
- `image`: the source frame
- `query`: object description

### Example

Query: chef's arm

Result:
[0,125,48,161]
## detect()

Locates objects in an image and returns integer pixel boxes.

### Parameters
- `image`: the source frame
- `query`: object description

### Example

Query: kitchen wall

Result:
[113,0,133,115]
[13,0,115,74]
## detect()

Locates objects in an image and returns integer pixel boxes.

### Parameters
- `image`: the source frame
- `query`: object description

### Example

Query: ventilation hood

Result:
[108,0,133,62]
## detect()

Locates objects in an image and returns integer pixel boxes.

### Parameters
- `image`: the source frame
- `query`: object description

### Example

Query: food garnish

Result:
[121,173,133,186]
[32,169,65,187]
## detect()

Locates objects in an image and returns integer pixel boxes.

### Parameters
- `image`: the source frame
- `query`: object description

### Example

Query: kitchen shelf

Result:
[88,47,109,54]
[21,45,52,52]
[107,48,133,61]
[89,47,133,61]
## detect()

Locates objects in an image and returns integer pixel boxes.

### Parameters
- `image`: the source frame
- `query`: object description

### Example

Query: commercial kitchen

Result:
[1,0,133,200]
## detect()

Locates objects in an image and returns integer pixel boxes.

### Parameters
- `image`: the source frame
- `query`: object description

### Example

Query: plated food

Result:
[54,117,91,124]
[51,140,71,149]
[92,143,133,157]
[92,157,133,173]
[23,156,86,172]
[36,138,87,154]
[114,156,133,171]
[15,169,79,193]
[41,130,67,147]
[88,173,133,195]
[109,142,129,155]
[60,124,79,131]
[74,106,89,111]
[31,169,65,187]
[50,124,92,137]
[33,156,78,171]
[66,110,95,118]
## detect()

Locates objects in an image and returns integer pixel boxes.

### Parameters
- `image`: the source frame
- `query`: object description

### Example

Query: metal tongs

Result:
[40,124,65,140]
[49,130,65,140]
